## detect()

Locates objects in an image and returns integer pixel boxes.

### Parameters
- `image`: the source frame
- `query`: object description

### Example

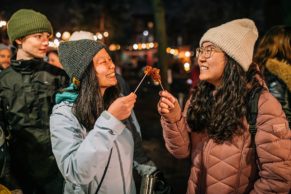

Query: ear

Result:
[15,39,23,45]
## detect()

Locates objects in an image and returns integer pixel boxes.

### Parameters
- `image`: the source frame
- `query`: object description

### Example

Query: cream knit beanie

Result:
[199,18,258,71]
[69,31,94,41]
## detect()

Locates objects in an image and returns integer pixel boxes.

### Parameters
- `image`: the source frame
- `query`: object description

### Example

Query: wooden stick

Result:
[159,81,165,91]
[133,73,147,93]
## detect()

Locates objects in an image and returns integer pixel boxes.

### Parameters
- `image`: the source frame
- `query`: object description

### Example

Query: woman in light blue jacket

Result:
[50,39,137,194]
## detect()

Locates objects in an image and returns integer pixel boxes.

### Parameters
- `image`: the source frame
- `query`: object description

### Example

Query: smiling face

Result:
[93,48,117,95]
[197,42,227,87]
[15,32,50,60]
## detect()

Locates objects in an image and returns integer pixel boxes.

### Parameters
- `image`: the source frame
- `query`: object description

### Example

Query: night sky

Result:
[1,0,290,47]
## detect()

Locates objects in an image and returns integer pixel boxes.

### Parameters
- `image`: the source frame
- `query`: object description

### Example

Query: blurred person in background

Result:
[254,25,291,126]
[47,49,63,69]
[0,43,11,71]
[0,9,68,194]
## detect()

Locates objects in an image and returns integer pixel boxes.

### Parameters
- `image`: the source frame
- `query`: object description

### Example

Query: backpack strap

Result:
[246,87,263,147]
[246,87,263,172]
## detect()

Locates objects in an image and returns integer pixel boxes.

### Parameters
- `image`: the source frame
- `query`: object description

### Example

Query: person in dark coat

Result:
[0,9,69,194]
[254,25,291,126]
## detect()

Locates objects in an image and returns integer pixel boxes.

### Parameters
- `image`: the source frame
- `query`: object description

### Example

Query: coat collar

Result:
[11,59,44,74]
[266,58,291,92]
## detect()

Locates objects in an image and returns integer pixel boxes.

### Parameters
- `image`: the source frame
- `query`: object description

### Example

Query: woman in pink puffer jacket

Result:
[157,18,291,194]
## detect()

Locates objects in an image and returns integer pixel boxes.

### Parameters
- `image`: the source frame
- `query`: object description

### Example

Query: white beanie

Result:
[69,30,94,41]
[199,18,258,71]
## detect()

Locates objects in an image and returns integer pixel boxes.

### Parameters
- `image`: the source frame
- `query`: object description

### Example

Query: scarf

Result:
[55,83,78,104]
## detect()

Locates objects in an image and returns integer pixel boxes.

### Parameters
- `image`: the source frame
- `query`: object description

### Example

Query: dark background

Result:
[1,1,291,193]
[1,0,291,46]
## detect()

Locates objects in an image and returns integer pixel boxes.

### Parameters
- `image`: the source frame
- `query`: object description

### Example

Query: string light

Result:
[0,21,7,28]
[55,32,61,38]
[103,31,109,37]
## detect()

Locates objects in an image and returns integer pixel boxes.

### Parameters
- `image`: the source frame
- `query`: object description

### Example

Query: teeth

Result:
[200,67,208,70]
[107,73,115,77]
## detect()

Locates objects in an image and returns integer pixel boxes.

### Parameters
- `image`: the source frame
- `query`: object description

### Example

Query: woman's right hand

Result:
[157,91,181,122]
[108,93,137,121]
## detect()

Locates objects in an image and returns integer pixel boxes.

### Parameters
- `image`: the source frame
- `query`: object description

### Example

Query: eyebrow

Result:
[98,56,111,60]
[202,45,215,48]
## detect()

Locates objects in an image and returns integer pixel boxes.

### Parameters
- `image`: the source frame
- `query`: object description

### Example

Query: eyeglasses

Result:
[196,46,222,58]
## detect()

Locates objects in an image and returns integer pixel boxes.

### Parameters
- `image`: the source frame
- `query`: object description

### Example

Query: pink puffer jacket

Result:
[161,91,291,194]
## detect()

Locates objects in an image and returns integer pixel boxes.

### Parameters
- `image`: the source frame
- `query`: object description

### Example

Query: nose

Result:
[198,54,207,63]
[40,34,50,45]
[42,38,49,45]
[109,60,115,69]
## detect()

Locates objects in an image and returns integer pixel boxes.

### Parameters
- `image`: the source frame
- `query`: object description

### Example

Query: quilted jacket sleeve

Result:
[50,103,125,185]
[161,99,192,159]
[251,91,291,193]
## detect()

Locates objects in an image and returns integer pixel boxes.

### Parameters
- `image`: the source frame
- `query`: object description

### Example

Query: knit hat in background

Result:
[69,31,95,41]
[59,39,105,83]
[199,18,258,71]
[7,9,53,43]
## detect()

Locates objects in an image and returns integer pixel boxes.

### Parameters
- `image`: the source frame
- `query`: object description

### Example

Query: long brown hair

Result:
[254,25,291,67]
[187,56,263,144]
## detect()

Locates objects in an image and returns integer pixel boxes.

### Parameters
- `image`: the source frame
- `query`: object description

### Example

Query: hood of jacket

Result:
[266,58,291,92]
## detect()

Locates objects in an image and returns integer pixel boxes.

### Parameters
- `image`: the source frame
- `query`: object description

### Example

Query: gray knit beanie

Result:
[0,44,10,51]
[200,18,258,71]
[59,39,105,83]
[7,9,53,43]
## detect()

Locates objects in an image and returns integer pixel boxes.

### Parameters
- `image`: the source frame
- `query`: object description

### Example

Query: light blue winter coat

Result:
[50,101,136,194]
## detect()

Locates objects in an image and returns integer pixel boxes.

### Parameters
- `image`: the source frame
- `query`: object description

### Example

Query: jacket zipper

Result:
[0,153,6,177]
[114,141,126,194]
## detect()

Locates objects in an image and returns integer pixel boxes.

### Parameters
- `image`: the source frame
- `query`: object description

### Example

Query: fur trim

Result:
[266,58,291,91]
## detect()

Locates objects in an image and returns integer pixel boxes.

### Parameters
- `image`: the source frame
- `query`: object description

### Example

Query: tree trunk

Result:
[151,0,169,90]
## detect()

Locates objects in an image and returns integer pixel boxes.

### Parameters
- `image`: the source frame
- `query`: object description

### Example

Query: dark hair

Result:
[187,56,262,144]
[254,25,291,68]
[73,62,119,131]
